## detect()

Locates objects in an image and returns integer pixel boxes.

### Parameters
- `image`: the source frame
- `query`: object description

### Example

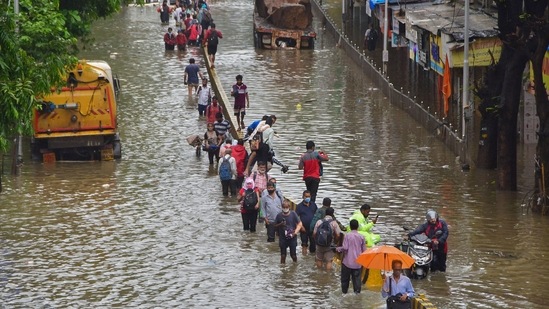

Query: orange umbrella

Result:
[356,245,415,271]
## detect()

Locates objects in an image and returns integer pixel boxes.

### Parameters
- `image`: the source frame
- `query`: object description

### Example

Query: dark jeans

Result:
[266,222,276,242]
[207,148,218,164]
[242,210,258,232]
[221,179,236,196]
[300,229,316,253]
[235,175,244,190]
[279,236,298,257]
[198,104,207,116]
[341,264,362,294]
[304,177,321,203]
[431,249,447,272]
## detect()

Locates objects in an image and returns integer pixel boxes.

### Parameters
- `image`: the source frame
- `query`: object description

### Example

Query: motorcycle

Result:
[396,230,442,279]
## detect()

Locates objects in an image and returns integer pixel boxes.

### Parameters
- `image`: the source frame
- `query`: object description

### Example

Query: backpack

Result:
[203,10,212,23]
[243,189,258,212]
[219,157,232,181]
[208,30,219,46]
[309,208,324,231]
[315,219,333,247]
[368,29,378,42]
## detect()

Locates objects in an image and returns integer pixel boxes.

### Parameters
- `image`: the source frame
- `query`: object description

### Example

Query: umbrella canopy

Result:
[356,245,415,271]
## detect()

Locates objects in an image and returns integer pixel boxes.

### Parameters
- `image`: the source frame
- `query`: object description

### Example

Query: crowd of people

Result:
[174,3,449,308]
[161,0,222,67]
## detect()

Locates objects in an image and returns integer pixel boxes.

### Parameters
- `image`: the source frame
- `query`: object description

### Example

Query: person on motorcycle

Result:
[347,203,381,247]
[407,210,449,272]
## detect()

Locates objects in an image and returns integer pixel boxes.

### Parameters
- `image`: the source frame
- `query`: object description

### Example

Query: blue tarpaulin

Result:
[369,0,403,10]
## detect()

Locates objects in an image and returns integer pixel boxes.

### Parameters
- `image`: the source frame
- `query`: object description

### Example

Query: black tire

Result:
[113,133,122,159]
[309,38,315,49]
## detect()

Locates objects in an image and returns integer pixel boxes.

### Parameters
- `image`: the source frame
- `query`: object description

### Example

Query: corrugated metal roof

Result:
[403,2,498,41]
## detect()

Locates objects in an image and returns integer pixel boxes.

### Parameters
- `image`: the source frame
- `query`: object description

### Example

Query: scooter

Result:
[396,230,442,279]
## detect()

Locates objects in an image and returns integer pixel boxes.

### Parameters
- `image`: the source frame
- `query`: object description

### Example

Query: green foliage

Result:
[0,0,122,154]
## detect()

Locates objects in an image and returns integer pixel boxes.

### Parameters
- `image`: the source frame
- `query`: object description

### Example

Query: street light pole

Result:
[461,0,470,167]
[382,0,389,74]
[14,0,23,175]
[462,0,469,140]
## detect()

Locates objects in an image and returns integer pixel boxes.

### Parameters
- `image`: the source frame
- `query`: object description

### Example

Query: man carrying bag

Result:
[381,260,415,309]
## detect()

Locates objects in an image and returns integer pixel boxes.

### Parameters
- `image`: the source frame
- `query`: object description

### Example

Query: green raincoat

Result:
[347,209,381,247]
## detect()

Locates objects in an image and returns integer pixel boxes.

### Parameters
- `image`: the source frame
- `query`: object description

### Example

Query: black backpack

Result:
[208,30,219,46]
[243,188,258,212]
[315,219,333,247]
[203,10,212,23]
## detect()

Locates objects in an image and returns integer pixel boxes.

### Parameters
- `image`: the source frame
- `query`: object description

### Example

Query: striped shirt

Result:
[214,120,231,136]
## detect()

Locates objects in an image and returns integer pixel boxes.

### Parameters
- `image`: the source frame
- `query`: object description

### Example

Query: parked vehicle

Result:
[31,60,121,162]
[253,0,316,49]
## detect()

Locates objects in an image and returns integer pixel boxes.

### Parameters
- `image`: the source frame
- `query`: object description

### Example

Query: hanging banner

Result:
[451,38,502,68]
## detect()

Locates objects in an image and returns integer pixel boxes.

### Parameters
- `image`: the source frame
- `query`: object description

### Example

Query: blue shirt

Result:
[248,119,261,131]
[260,191,283,222]
[184,64,200,84]
[381,275,415,298]
[295,201,318,232]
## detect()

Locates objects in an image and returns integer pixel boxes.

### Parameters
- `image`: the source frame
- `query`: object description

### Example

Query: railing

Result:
[311,0,464,157]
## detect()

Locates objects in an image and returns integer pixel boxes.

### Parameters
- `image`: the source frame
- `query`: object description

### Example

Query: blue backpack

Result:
[219,158,232,181]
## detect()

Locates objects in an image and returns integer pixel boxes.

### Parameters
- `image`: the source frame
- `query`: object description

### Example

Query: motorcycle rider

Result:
[407,210,449,272]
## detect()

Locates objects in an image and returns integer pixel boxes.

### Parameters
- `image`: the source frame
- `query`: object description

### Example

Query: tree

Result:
[526,1,549,212]
[0,0,123,182]
[475,0,549,193]
[0,1,77,176]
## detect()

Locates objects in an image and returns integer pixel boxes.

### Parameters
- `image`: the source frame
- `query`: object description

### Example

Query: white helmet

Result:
[426,210,438,221]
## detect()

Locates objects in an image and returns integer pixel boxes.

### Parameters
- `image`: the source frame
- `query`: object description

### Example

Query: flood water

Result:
[1,1,549,308]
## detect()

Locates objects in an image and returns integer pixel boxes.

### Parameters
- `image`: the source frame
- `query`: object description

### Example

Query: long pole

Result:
[462,0,469,140]
[12,0,23,176]
[382,0,389,74]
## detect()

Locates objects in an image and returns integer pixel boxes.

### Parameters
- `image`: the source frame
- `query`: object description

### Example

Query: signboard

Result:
[392,32,408,47]
[430,35,443,75]
[451,37,502,68]
[405,21,417,43]
[393,15,400,34]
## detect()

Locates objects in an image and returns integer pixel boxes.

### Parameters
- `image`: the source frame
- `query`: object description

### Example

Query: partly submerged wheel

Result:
[309,37,315,49]
[112,133,122,159]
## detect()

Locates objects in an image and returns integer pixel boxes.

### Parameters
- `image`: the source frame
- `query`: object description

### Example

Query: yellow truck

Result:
[31,60,121,162]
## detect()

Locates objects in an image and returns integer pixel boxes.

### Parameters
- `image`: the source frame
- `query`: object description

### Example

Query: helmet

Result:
[426,210,438,221]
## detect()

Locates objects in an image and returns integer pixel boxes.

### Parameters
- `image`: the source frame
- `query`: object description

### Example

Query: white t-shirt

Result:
[197,85,213,106]
[174,7,183,22]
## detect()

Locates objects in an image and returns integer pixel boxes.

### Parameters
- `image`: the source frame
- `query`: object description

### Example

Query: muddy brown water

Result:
[1,2,548,308]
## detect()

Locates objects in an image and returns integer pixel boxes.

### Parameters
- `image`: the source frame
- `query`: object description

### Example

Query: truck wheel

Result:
[309,38,315,49]
[113,133,122,159]
[30,138,44,161]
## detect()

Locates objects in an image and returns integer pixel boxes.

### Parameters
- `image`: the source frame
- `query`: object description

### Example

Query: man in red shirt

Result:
[163,27,176,50]
[176,29,187,51]
[203,23,223,67]
[298,140,329,204]
[231,139,249,189]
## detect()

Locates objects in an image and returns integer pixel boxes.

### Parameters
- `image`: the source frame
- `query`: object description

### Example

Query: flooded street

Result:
[1,1,549,308]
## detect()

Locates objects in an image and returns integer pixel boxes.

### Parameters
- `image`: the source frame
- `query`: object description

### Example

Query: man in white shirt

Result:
[197,78,213,116]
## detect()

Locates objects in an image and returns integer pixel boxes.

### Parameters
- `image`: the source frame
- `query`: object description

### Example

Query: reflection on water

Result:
[1,2,547,308]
